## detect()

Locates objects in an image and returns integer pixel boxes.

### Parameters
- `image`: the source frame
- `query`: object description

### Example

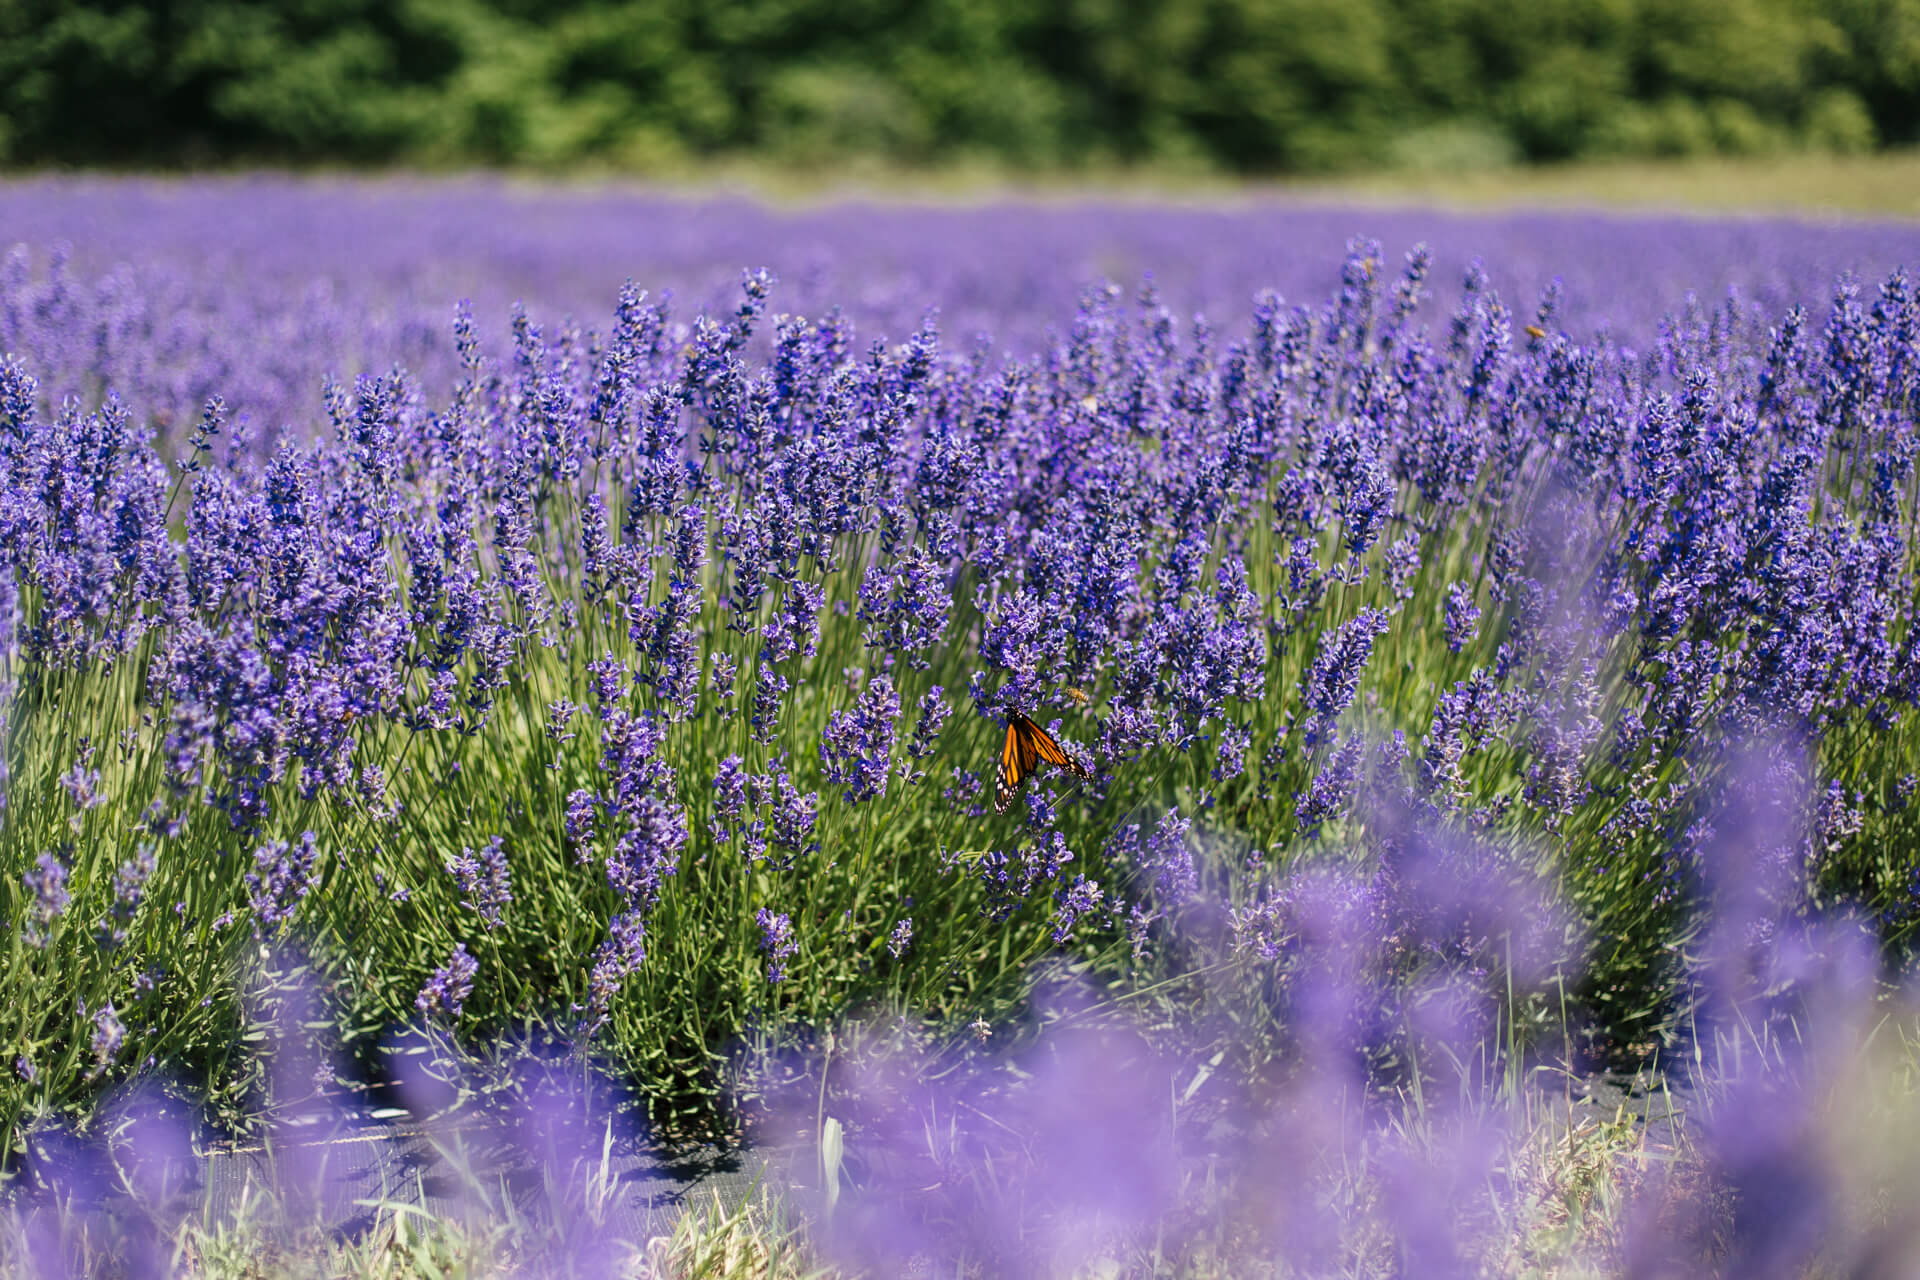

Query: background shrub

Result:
[2,0,1918,172]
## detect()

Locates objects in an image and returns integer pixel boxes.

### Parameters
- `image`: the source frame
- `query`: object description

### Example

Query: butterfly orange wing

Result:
[995,719,1023,813]
[995,714,1091,813]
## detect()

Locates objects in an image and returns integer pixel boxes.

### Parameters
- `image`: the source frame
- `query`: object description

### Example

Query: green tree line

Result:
[2,0,1917,171]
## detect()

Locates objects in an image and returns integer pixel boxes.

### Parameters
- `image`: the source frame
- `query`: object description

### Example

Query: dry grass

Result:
[559,148,1920,219]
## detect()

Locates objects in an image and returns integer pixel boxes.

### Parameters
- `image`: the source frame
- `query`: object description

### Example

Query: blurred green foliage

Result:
[1,0,1916,171]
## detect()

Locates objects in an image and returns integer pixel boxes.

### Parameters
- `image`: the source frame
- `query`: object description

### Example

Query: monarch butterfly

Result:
[994,713,1092,814]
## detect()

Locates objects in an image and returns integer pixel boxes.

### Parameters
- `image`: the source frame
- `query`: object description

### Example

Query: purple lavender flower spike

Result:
[819,674,901,803]
[1299,608,1392,748]
[245,831,320,937]
[445,835,513,930]
[604,795,688,907]
[712,753,749,840]
[416,944,478,1020]
[1442,581,1480,653]
[23,850,70,947]
[88,1004,125,1077]
[757,908,798,985]
[98,842,157,950]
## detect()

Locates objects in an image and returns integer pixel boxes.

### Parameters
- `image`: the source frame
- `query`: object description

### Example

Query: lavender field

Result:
[4,178,1920,1276]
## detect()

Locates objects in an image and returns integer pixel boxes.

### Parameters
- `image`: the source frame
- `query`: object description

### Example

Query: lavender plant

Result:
[0,188,1915,1211]
[4,179,1916,446]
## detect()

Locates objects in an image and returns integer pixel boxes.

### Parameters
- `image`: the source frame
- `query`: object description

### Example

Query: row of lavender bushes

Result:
[0,197,1917,1268]
[10,892,1913,1276]
[8,783,1917,1275]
